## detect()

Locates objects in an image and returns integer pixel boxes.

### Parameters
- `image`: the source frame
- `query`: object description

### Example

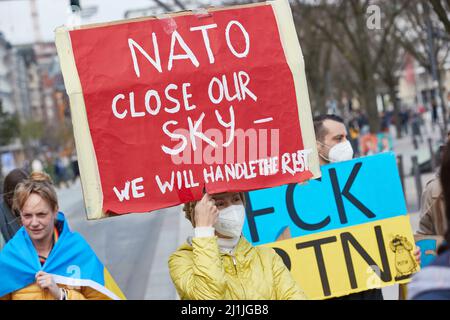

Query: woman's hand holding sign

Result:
[194,193,219,227]
[35,271,64,300]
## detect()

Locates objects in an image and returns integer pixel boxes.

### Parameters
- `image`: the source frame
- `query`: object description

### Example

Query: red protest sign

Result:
[56,2,320,219]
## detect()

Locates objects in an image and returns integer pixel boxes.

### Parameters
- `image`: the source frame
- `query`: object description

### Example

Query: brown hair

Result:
[313,114,345,142]
[12,172,59,214]
[440,141,450,246]
[3,168,28,209]
[183,192,246,226]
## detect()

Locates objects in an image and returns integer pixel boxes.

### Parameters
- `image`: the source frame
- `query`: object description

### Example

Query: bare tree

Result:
[430,0,450,35]
[396,0,450,135]
[376,31,406,138]
[290,2,334,115]
[293,0,409,133]
[152,0,174,12]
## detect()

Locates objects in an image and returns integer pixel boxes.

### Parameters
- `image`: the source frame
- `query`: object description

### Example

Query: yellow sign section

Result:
[264,215,419,299]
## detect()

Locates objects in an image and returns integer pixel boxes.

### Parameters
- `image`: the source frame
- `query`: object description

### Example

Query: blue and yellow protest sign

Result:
[243,152,419,299]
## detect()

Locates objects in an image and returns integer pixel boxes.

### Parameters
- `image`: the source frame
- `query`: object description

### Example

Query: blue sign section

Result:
[243,152,407,246]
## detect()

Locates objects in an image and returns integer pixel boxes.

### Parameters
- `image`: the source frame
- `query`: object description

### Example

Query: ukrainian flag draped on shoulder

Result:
[0,212,125,300]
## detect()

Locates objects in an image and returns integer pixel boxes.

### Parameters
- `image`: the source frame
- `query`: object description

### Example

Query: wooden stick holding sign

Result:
[55,0,320,219]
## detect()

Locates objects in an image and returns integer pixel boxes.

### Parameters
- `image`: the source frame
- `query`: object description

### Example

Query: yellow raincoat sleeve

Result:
[169,236,227,300]
[271,249,308,300]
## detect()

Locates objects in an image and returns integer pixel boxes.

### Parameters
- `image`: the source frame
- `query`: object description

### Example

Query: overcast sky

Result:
[0,0,219,45]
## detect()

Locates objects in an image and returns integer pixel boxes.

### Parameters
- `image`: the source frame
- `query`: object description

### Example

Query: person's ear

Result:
[316,140,322,153]
[317,140,326,155]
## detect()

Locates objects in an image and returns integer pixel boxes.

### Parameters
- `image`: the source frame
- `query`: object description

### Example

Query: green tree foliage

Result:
[19,119,45,146]
[0,100,20,146]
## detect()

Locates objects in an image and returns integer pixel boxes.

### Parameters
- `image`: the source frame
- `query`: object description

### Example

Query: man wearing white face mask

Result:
[314,115,383,300]
[313,114,420,300]
[168,192,307,300]
[314,115,386,300]
[314,114,354,165]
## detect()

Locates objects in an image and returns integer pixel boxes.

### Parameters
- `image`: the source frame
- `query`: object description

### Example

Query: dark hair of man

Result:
[3,168,28,209]
[440,141,450,247]
[313,114,345,142]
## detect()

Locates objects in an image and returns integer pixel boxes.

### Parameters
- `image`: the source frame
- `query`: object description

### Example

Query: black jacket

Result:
[0,201,20,244]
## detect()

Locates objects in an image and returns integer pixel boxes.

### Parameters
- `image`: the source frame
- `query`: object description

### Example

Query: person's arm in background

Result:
[417,182,437,235]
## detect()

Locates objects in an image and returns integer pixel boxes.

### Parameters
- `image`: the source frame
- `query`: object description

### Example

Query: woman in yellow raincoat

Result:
[169,191,307,300]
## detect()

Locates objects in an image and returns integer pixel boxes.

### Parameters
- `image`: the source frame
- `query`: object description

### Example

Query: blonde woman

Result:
[0,172,123,300]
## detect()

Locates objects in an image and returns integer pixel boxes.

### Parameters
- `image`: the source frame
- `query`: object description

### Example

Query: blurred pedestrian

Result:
[400,108,410,135]
[43,153,56,184]
[0,168,28,249]
[357,110,369,131]
[31,158,43,173]
[53,156,68,189]
[380,111,390,133]
[169,192,307,300]
[409,140,450,299]
[359,126,378,156]
[61,155,71,184]
[71,153,79,183]
[22,159,31,173]
[411,112,423,145]
[0,172,124,300]
[380,136,391,153]
[431,99,438,126]
[348,115,361,157]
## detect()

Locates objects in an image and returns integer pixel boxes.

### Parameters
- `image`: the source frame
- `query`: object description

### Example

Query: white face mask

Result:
[214,205,245,239]
[321,140,354,163]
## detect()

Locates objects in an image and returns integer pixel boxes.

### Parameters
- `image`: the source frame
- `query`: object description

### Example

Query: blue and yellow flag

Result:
[0,212,125,300]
